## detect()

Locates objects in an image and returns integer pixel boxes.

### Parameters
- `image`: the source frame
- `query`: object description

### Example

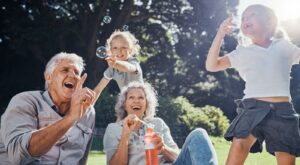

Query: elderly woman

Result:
[103,82,218,165]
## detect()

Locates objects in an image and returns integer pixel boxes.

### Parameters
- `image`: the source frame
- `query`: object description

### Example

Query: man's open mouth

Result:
[64,82,74,89]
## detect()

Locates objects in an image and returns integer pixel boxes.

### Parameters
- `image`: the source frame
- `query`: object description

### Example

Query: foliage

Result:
[200,105,230,136]
[0,0,242,118]
[1,0,299,122]
[156,96,184,125]
[176,97,229,136]
[94,88,117,127]
[157,96,229,137]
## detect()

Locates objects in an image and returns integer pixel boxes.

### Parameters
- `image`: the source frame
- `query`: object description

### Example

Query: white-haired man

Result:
[0,52,96,164]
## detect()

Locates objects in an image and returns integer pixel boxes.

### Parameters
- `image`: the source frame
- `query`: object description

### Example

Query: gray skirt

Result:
[224,98,300,156]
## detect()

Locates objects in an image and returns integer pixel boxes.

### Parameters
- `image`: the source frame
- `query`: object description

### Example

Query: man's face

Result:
[46,59,81,103]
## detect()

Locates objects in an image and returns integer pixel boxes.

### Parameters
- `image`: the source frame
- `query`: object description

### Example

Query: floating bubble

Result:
[20,4,26,10]
[89,4,94,11]
[96,46,108,58]
[53,5,60,10]
[103,16,112,24]
[122,25,129,31]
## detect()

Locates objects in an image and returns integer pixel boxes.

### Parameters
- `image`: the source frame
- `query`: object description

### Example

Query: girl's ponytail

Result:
[273,27,290,41]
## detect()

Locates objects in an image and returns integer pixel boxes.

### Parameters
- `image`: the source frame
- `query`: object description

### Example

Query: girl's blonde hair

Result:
[106,30,141,56]
[238,4,289,45]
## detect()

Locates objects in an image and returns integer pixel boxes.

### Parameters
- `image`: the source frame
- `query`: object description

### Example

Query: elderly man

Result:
[0,52,96,164]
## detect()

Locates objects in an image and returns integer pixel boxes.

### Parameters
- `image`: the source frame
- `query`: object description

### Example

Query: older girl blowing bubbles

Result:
[94,30,143,102]
[206,4,300,165]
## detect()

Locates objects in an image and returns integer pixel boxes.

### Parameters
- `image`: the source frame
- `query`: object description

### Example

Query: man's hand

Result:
[68,73,95,122]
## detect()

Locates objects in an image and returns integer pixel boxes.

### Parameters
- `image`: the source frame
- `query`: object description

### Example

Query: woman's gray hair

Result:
[115,81,158,121]
[44,52,85,89]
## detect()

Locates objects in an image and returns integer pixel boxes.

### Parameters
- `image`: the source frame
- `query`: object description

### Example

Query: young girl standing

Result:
[94,30,143,102]
[206,4,300,165]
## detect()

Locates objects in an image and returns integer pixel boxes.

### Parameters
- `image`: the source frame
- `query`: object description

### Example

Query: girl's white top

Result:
[226,39,300,99]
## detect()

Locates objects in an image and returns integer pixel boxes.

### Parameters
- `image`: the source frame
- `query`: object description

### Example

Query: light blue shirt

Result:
[103,117,179,165]
[0,91,95,165]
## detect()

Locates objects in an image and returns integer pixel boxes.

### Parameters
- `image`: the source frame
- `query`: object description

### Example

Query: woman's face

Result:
[124,88,147,119]
[110,36,132,61]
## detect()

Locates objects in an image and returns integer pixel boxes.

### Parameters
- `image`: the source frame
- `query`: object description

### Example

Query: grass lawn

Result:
[87,137,300,165]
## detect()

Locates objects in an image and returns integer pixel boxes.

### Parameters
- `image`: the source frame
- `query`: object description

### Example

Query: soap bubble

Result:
[122,25,129,31]
[103,16,112,24]
[96,46,108,58]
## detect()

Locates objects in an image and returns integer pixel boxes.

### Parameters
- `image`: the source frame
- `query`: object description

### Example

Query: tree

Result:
[2,0,299,124]
[0,0,241,118]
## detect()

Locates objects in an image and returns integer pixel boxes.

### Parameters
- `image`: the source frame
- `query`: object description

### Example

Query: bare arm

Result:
[114,60,137,72]
[28,116,76,156]
[160,145,179,162]
[109,115,138,165]
[93,77,110,105]
[106,57,137,73]
[206,17,233,72]
[153,129,179,163]
[109,130,130,165]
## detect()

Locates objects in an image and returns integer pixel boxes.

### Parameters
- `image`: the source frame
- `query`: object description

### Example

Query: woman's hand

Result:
[122,114,139,133]
[152,133,165,153]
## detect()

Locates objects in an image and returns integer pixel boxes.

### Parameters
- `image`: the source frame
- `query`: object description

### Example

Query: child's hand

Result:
[105,56,117,68]
[218,17,235,37]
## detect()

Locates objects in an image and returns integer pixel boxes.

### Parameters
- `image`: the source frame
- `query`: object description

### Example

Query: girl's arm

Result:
[206,17,232,72]
[106,57,137,73]
[93,77,110,105]
[113,60,137,73]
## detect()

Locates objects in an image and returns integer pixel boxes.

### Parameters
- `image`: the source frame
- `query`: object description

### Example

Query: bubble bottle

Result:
[144,126,159,165]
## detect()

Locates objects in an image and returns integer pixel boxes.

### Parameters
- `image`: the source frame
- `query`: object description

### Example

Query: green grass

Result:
[87,137,300,165]
[88,151,106,165]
